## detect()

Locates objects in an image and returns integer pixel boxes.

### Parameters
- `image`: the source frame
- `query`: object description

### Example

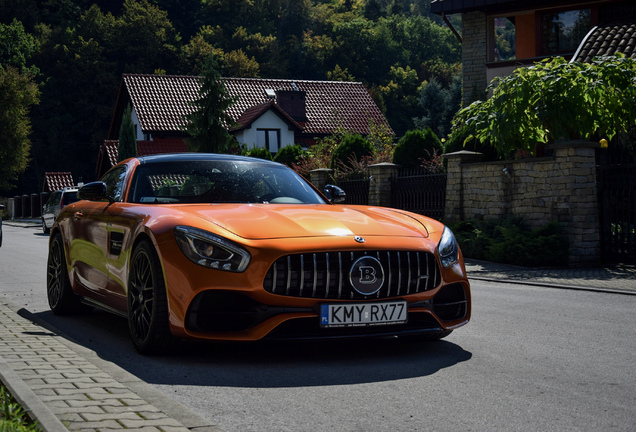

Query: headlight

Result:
[175,226,251,272]
[438,226,459,268]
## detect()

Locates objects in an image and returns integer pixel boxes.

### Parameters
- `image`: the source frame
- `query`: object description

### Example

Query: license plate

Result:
[320,300,407,328]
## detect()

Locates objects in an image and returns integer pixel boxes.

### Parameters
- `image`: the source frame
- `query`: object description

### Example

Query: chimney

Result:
[276,86,307,121]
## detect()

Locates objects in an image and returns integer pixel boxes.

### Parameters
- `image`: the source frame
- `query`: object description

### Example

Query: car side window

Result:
[47,192,61,207]
[101,166,127,202]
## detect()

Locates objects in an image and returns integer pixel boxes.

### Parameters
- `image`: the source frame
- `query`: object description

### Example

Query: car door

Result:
[43,191,61,229]
[69,166,128,311]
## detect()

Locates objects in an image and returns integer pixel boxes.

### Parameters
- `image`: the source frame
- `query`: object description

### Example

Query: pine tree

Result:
[118,104,137,162]
[183,53,238,153]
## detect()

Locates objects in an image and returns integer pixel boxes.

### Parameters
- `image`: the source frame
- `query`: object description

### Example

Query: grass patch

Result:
[0,385,41,432]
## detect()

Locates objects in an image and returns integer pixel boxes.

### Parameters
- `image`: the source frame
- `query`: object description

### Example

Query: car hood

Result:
[183,204,431,240]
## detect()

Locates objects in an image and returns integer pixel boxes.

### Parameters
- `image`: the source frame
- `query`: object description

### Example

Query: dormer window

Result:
[257,129,280,153]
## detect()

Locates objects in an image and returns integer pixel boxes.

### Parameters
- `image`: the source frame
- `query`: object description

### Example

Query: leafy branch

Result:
[450,55,636,157]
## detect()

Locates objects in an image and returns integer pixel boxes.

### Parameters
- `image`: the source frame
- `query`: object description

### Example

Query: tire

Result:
[127,239,173,355]
[47,233,84,314]
[42,218,50,234]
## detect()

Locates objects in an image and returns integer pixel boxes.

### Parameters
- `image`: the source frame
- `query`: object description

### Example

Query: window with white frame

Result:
[257,129,281,153]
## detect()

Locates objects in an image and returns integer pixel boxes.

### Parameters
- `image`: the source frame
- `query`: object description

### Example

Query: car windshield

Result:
[129,160,327,205]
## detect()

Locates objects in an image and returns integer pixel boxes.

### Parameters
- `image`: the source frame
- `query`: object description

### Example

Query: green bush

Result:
[243,147,273,160]
[273,144,306,166]
[392,128,442,169]
[450,55,636,157]
[443,127,500,161]
[450,217,569,267]
[330,134,374,169]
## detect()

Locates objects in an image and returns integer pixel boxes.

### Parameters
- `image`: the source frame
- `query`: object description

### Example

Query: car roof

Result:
[135,153,284,167]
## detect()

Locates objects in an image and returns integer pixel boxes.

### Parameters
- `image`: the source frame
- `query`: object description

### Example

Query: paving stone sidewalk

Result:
[465,259,636,294]
[0,298,222,432]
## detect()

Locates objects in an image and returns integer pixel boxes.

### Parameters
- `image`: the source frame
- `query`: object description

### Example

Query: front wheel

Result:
[127,239,173,355]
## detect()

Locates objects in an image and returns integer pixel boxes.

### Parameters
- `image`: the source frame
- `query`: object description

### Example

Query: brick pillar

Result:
[309,168,334,193]
[550,141,601,266]
[462,11,488,106]
[443,151,484,223]
[368,163,400,207]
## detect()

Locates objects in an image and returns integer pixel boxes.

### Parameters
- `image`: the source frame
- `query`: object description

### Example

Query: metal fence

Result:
[391,168,447,220]
[337,175,370,205]
[598,162,636,263]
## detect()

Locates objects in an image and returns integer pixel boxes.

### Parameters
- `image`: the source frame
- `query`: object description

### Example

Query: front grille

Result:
[263,251,440,300]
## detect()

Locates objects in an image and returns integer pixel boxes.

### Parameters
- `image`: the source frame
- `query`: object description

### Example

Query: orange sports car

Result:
[47,153,470,354]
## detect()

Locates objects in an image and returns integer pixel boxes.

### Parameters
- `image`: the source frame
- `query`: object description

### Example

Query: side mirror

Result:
[324,184,346,204]
[78,181,111,202]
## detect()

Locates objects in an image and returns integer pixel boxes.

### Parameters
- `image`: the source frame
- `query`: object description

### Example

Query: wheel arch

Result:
[128,230,172,312]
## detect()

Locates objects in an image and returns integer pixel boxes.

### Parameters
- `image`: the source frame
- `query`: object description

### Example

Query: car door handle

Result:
[74,211,83,220]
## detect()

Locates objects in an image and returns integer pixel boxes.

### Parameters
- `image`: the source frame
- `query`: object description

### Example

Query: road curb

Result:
[0,355,69,432]
[469,276,636,296]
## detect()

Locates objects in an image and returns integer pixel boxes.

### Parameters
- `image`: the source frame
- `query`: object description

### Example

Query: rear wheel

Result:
[127,239,173,355]
[47,233,85,314]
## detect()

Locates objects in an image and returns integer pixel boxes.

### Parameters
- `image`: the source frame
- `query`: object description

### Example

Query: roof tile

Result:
[43,172,74,193]
[573,22,636,63]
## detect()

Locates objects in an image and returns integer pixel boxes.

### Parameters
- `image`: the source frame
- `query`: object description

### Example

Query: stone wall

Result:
[444,142,601,266]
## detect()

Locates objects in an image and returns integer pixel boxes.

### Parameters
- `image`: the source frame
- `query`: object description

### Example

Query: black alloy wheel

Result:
[47,233,84,314]
[127,239,172,355]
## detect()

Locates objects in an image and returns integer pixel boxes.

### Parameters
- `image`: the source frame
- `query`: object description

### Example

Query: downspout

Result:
[442,12,462,44]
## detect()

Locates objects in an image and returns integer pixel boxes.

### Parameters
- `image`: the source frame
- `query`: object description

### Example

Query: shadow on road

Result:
[26,308,472,388]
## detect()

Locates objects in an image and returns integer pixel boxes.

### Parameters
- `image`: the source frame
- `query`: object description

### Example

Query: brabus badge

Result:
[354,236,365,243]
[349,256,385,295]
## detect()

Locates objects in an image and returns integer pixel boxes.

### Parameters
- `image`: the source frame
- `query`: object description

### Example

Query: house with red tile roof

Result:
[431,0,635,106]
[98,74,392,177]
[42,172,75,193]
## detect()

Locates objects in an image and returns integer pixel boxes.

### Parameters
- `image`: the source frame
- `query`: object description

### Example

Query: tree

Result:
[182,53,238,153]
[0,66,39,192]
[118,104,137,161]
[114,0,180,73]
[223,49,260,77]
[331,133,375,169]
[377,65,421,136]
[413,76,461,138]
[0,19,40,75]
[392,128,441,169]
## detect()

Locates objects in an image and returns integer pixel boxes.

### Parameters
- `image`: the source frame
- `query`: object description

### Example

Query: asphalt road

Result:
[1,223,635,431]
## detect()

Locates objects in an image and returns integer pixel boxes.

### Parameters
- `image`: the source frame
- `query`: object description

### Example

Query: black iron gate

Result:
[597,149,636,263]
[391,168,447,220]
[337,175,370,205]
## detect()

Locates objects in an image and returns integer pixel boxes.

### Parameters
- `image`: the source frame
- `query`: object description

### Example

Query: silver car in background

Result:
[42,187,79,234]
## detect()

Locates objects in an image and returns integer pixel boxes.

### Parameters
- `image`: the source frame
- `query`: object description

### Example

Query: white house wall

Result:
[131,107,146,141]
[236,110,295,152]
